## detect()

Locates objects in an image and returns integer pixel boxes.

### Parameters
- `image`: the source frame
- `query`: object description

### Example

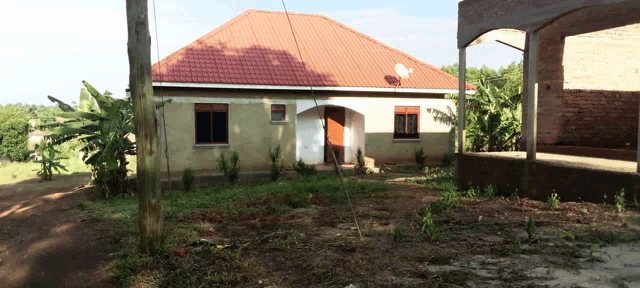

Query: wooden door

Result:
[325,107,345,163]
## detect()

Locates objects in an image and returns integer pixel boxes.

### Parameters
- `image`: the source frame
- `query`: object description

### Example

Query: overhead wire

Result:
[152,0,172,191]
[281,0,363,240]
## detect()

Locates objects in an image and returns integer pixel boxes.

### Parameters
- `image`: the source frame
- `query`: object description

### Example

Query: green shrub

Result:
[414,147,426,169]
[633,192,639,208]
[511,236,521,254]
[483,184,497,198]
[33,139,67,180]
[421,207,439,240]
[292,158,317,177]
[0,107,30,161]
[615,188,625,212]
[428,189,458,213]
[393,227,405,243]
[526,215,537,239]
[182,168,195,192]
[268,145,285,181]
[546,192,559,210]
[463,186,478,198]
[218,151,240,183]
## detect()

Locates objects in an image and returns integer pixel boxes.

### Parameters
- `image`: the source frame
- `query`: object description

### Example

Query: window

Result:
[271,104,286,121]
[195,103,228,144]
[394,106,419,139]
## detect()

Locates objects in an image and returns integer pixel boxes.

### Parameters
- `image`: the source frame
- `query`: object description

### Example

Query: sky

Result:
[0,0,523,106]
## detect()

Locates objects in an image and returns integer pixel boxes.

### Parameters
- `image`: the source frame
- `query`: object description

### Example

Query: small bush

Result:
[182,168,195,192]
[511,236,521,254]
[355,147,370,175]
[615,188,625,212]
[633,192,639,208]
[428,189,458,213]
[483,184,497,198]
[414,147,426,170]
[393,227,405,243]
[218,151,240,183]
[546,192,559,210]
[268,145,285,181]
[463,186,478,198]
[421,207,439,240]
[292,158,317,177]
[526,215,537,240]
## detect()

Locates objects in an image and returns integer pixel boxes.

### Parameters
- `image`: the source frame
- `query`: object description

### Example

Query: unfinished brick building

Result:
[456,0,640,202]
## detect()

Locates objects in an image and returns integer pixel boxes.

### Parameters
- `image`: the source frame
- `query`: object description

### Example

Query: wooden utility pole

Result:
[126,0,163,254]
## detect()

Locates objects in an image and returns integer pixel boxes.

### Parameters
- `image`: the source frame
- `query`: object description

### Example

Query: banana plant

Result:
[45,81,136,196]
[33,139,67,181]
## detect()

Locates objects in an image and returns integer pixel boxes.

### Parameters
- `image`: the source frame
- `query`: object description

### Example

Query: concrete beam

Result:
[526,32,539,161]
[457,0,640,48]
[458,48,466,155]
[468,29,526,51]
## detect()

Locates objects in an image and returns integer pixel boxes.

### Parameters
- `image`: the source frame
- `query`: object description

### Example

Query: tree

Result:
[34,139,67,180]
[441,61,523,152]
[0,107,31,161]
[47,81,136,197]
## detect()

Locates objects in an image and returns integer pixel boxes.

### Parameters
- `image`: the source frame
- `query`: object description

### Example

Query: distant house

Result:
[151,9,475,173]
[29,130,49,144]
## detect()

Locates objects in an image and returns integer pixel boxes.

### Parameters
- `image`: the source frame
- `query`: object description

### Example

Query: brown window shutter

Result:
[212,103,228,112]
[406,106,420,114]
[395,106,407,113]
[195,103,214,112]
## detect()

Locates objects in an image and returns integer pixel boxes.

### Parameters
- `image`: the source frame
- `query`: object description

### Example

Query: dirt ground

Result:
[180,174,640,288]
[0,173,116,288]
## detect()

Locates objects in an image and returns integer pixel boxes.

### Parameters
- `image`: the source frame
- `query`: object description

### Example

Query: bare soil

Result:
[0,173,116,288]
[179,176,640,288]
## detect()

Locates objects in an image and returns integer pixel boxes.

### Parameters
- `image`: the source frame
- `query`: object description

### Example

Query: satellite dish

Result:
[395,63,414,79]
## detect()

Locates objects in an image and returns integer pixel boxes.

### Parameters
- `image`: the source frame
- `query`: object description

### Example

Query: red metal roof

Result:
[152,9,475,91]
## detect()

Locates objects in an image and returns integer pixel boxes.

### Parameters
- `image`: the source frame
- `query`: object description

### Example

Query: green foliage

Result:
[526,215,537,240]
[0,106,31,161]
[33,139,67,180]
[615,188,625,212]
[182,168,195,192]
[462,186,478,198]
[546,192,560,210]
[421,207,440,240]
[414,147,426,169]
[46,81,139,197]
[292,158,317,177]
[355,147,370,175]
[633,192,639,208]
[218,151,240,183]
[393,227,405,243]
[483,184,497,198]
[423,166,457,192]
[428,189,458,213]
[267,145,285,181]
[442,61,523,152]
[511,236,521,254]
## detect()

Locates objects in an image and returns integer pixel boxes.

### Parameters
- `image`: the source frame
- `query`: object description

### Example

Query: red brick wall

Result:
[522,22,640,149]
[560,90,639,148]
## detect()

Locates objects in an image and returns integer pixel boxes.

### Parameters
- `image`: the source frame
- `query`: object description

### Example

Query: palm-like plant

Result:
[33,139,67,180]
[45,81,137,197]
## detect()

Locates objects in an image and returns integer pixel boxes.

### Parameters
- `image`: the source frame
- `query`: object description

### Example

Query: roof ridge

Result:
[316,14,466,87]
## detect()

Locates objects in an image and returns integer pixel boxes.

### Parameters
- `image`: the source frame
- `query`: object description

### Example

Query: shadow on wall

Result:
[364,132,451,164]
[152,41,334,87]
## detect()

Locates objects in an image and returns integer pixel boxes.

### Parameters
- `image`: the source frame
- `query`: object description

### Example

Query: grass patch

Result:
[423,166,456,191]
[82,176,387,286]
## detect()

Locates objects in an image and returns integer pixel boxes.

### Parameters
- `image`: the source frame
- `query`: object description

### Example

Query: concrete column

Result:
[637,98,640,172]
[458,47,466,154]
[526,32,539,161]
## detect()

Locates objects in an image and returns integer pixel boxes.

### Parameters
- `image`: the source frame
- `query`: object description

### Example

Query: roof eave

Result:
[152,82,476,94]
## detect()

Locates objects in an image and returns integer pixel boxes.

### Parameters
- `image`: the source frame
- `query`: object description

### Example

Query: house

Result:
[152,9,475,173]
[28,130,49,144]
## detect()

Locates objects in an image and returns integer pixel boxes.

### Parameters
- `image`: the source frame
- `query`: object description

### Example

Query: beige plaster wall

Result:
[159,100,297,173]
[364,99,454,164]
